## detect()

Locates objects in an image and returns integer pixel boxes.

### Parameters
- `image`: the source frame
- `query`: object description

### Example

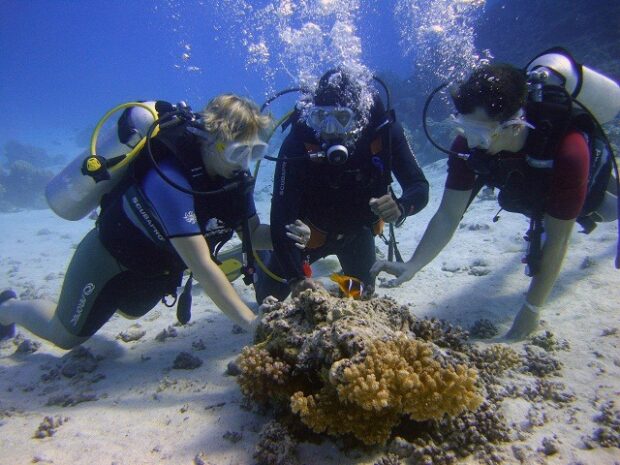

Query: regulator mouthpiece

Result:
[326,144,348,165]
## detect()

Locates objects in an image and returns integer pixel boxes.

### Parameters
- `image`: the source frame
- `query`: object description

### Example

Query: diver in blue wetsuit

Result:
[0,95,309,348]
[255,68,429,302]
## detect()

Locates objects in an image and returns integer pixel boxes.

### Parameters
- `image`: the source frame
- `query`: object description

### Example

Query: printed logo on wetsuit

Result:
[184,210,198,224]
[204,218,231,238]
[278,161,287,196]
[131,196,166,242]
[70,282,95,327]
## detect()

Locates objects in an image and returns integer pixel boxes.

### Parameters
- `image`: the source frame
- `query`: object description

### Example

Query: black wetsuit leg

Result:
[254,250,292,303]
[333,227,377,288]
[254,228,377,303]
[56,229,180,338]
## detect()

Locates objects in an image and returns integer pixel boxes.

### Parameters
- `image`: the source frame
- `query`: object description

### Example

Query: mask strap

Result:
[187,126,215,142]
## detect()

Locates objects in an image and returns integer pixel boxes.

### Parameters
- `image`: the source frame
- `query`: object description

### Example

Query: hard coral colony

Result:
[237,289,483,446]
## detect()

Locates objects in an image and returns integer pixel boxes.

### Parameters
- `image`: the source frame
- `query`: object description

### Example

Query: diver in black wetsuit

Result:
[255,68,429,302]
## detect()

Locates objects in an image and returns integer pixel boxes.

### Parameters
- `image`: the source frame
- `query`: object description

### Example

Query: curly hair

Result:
[202,94,272,141]
[451,64,528,121]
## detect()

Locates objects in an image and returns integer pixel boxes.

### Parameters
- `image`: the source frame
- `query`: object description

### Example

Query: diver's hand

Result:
[369,194,402,224]
[504,303,541,341]
[248,296,277,334]
[290,277,323,298]
[248,314,261,334]
[370,260,416,287]
[286,220,311,250]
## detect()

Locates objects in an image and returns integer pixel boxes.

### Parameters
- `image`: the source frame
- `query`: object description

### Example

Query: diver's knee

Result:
[50,316,88,350]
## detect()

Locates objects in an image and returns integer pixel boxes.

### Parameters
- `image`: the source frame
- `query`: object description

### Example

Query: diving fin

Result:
[219,258,243,282]
[216,244,244,282]
[177,275,193,325]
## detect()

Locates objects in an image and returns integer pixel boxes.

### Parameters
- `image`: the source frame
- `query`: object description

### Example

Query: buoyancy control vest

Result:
[466,82,614,233]
[289,97,395,235]
[99,106,256,266]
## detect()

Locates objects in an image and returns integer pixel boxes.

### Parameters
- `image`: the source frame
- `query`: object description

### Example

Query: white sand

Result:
[1,159,619,465]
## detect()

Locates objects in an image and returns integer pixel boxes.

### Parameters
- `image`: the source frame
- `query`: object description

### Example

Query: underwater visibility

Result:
[1,1,619,464]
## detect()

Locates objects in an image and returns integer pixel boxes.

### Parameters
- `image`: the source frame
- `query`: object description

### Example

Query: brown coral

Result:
[254,420,299,465]
[240,290,484,446]
[333,338,482,421]
[290,386,400,445]
[237,346,293,403]
[410,317,469,351]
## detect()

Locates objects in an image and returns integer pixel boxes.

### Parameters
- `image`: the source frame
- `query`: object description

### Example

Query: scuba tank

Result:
[45,101,159,221]
[526,47,620,123]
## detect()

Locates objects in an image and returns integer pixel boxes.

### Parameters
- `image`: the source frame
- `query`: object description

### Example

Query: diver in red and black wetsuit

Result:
[371,63,617,340]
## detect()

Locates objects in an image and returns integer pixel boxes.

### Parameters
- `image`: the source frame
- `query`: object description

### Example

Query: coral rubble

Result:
[591,400,620,448]
[254,420,298,465]
[469,318,499,339]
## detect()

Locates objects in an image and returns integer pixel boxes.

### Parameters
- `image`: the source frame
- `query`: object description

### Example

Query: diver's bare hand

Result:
[370,260,416,287]
[248,296,278,335]
[369,194,402,224]
[286,220,311,250]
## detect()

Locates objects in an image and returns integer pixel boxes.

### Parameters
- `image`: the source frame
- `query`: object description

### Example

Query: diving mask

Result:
[450,109,534,150]
[217,139,268,168]
[307,106,357,136]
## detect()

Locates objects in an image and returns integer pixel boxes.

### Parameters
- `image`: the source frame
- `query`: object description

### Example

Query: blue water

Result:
[0,0,407,158]
[0,0,618,166]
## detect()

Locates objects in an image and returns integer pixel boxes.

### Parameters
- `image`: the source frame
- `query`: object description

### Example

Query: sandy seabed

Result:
[1,159,619,465]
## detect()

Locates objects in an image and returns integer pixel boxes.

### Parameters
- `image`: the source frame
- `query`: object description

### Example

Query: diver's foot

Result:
[503,304,540,342]
[0,289,17,340]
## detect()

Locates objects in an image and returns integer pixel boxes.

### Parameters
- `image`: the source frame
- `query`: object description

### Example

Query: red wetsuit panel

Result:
[545,131,590,220]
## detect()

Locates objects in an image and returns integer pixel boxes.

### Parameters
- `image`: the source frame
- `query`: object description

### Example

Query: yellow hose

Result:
[90,101,160,172]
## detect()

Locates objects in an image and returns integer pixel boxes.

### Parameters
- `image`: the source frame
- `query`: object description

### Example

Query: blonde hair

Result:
[202,94,272,141]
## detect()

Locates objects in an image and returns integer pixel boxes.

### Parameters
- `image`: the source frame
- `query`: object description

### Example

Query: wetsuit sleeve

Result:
[390,121,429,217]
[445,136,476,190]
[545,131,589,220]
[139,158,203,238]
[270,134,308,281]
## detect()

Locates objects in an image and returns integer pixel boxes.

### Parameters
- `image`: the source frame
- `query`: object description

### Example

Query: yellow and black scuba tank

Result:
[45,101,167,221]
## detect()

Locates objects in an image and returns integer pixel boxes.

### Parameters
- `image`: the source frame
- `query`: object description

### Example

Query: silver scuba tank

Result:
[526,48,620,124]
[45,102,158,221]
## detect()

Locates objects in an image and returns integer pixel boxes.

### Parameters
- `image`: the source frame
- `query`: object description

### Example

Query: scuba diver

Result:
[254,67,429,302]
[371,50,620,341]
[0,94,310,347]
